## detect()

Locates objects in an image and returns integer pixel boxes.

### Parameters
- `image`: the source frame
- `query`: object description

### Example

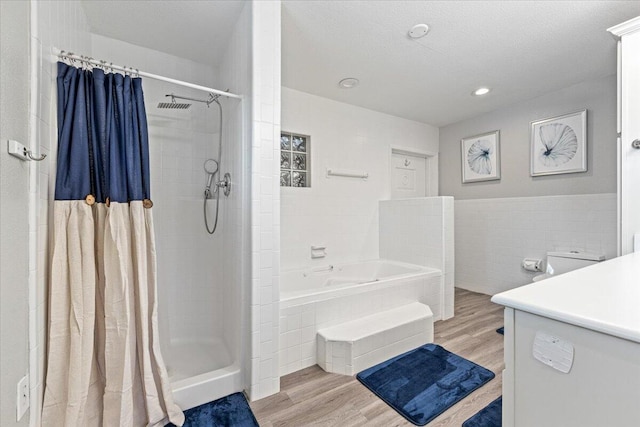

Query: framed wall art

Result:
[530,110,587,176]
[461,130,501,183]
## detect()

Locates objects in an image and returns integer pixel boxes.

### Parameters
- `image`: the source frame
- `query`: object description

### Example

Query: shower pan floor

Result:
[164,338,233,382]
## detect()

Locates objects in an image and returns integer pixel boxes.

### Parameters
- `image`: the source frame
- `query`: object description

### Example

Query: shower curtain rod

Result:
[55,49,242,100]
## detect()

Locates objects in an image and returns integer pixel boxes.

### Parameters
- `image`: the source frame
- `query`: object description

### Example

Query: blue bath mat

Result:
[356,344,495,426]
[175,392,259,427]
[462,396,502,427]
[496,327,504,335]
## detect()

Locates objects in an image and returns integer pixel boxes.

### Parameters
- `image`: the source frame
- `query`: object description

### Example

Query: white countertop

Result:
[492,252,640,343]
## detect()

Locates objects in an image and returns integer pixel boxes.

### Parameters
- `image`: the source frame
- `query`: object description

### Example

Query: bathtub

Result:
[278,259,442,376]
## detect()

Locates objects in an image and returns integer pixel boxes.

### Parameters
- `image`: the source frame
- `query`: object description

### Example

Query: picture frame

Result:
[530,110,587,176]
[461,130,501,183]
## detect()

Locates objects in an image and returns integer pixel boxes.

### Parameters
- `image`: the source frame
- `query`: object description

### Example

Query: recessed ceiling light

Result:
[472,87,491,96]
[408,24,430,39]
[339,78,359,89]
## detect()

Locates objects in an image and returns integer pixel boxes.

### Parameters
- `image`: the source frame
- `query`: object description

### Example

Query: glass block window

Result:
[280,132,310,187]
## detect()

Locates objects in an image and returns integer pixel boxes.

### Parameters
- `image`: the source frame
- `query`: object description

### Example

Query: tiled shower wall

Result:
[249,0,282,400]
[89,34,227,358]
[30,1,92,425]
[455,193,617,295]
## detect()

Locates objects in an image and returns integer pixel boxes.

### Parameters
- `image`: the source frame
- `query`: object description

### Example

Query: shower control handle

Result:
[216,173,232,197]
[632,139,640,149]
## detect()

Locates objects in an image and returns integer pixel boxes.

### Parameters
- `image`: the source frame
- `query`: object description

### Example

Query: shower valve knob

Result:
[216,173,232,197]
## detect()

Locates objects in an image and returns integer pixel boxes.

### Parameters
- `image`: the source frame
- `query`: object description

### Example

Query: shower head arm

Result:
[166,92,225,107]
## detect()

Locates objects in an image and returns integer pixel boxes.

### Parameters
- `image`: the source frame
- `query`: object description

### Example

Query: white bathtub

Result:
[278,259,443,376]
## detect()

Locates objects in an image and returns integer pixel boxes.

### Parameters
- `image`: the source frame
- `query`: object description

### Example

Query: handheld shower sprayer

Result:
[204,159,219,198]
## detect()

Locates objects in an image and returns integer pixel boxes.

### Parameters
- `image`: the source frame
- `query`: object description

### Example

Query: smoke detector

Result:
[408,24,430,39]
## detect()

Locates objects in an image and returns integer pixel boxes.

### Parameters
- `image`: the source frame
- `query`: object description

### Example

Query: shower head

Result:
[157,94,191,109]
[204,159,219,192]
[159,92,225,110]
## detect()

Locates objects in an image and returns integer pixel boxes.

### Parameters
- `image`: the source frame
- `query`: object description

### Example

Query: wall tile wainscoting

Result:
[455,194,616,295]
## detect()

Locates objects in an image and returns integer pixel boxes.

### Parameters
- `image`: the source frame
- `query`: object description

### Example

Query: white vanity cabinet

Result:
[493,253,640,427]
[609,17,640,256]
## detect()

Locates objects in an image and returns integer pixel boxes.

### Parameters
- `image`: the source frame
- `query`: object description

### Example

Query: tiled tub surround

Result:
[278,259,442,376]
[280,87,440,273]
[379,197,455,319]
[455,193,617,296]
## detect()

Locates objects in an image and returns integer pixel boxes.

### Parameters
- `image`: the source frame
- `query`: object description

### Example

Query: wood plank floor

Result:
[250,288,505,426]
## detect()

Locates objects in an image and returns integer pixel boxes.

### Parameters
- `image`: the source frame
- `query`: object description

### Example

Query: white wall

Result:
[1,2,31,425]
[281,88,440,272]
[455,194,617,295]
[31,1,92,425]
[439,75,617,199]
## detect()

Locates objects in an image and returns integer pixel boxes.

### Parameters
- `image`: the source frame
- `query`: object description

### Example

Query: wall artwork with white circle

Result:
[530,110,587,176]
[461,130,501,183]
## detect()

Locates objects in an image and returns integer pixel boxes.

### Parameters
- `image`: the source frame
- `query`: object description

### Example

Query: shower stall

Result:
[87,13,251,409]
[27,2,281,422]
[148,84,243,409]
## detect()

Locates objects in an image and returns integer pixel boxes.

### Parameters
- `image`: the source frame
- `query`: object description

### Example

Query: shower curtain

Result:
[42,62,184,427]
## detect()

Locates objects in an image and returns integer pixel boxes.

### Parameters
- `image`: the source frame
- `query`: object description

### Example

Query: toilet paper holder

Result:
[522,258,543,272]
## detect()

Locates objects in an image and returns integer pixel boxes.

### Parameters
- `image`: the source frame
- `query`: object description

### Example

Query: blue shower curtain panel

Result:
[54,61,151,203]
[42,62,184,427]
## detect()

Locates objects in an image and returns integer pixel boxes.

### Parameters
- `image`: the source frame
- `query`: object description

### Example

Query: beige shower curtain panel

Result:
[42,201,184,427]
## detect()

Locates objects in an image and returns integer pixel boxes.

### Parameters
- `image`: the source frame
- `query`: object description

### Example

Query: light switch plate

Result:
[533,331,574,374]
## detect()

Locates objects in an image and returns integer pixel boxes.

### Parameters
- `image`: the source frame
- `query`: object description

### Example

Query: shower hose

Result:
[204,99,223,235]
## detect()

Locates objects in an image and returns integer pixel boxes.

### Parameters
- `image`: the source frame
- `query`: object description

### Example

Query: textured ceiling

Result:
[282,1,640,126]
[81,1,640,127]
[81,0,246,68]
